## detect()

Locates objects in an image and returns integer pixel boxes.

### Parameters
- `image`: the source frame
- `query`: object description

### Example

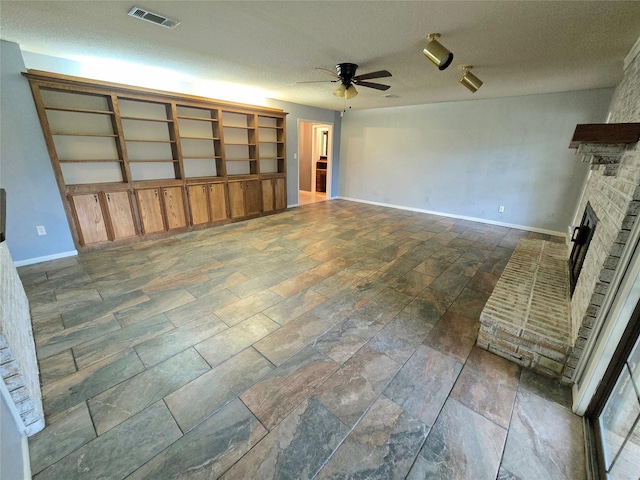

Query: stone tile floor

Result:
[20,200,586,479]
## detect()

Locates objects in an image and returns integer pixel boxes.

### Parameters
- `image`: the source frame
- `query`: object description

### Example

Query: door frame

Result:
[573,212,640,414]
[584,299,640,479]
[296,119,333,204]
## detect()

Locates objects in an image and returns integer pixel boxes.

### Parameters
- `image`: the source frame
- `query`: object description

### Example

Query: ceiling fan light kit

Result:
[345,85,358,99]
[333,84,347,97]
[423,33,454,71]
[310,63,390,102]
[459,65,483,93]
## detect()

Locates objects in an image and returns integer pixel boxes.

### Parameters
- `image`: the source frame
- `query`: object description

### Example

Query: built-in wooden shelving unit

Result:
[25,69,287,251]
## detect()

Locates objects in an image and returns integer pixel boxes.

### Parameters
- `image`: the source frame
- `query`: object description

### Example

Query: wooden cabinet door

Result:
[274,177,286,210]
[245,180,262,216]
[163,187,187,230]
[208,183,228,222]
[105,191,136,239]
[136,188,165,234]
[228,181,245,219]
[261,179,274,213]
[187,185,209,226]
[70,194,109,245]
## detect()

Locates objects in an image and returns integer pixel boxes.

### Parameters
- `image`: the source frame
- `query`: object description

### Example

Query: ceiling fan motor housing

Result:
[337,63,358,85]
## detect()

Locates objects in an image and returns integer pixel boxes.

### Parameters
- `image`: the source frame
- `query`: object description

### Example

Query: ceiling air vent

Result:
[128,7,179,29]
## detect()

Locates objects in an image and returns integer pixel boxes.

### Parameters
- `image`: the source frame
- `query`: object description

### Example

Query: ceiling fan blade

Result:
[296,80,339,84]
[315,68,340,78]
[356,81,391,91]
[353,70,392,81]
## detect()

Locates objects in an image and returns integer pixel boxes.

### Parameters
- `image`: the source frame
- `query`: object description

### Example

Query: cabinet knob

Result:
[202,186,206,193]
[93,194,99,203]
[106,193,111,202]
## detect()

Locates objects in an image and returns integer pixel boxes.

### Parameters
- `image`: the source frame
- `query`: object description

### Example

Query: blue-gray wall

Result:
[266,99,341,203]
[338,89,614,234]
[0,41,76,263]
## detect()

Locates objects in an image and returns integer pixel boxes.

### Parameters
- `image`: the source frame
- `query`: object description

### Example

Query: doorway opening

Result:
[298,120,332,206]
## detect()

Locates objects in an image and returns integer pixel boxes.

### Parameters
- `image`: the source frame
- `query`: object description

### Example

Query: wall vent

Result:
[128,7,179,29]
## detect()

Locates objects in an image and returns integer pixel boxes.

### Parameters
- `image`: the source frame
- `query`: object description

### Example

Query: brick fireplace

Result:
[479,47,640,385]
[564,50,640,384]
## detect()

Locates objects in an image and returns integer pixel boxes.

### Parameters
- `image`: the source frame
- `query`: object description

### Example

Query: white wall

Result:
[339,89,613,233]
[1,375,31,479]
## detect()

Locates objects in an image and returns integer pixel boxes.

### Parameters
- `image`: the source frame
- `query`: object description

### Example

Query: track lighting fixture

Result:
[459,65,483,93]
[423,33,454,71]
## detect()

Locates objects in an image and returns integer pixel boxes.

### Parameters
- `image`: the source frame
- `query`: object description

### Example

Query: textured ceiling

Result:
[1,1,640,110]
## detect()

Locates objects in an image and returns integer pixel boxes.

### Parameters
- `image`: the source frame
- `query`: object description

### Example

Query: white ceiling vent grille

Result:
[128,7,179,29]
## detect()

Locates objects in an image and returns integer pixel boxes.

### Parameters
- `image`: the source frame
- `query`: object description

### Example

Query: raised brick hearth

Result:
[478,239,572,382]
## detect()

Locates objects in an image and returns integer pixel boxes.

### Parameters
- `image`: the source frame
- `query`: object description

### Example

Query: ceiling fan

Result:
[301,63,392,99]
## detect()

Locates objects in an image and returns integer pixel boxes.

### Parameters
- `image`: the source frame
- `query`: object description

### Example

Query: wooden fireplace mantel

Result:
[569,123,640,176]
[569,123,640,148]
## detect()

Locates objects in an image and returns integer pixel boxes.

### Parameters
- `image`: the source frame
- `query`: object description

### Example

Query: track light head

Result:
[423,33,454,71]
[459,65,483,93]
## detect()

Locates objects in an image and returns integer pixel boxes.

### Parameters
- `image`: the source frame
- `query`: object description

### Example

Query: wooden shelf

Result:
[259,157,285,160]
[227,174,259,179]
[181,136,220,141]
[570,123,640,148]
[183,156,222,159]
[132,179,183,188]
[59,158,123,163]
[186,176,225,183]
[125,139,176,143]
[177,115,218,122]
[128,159,178,163]
[52,133,118,137]
[66,182,129,194]
[226,158,257,162]
[225,142,256,146]
[223,125,255,130]
[45,106,113,115]
[121,116,172,123]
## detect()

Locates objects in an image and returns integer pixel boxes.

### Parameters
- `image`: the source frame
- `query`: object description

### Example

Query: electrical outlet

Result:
[36,225,46,236]
[498,206,505,213]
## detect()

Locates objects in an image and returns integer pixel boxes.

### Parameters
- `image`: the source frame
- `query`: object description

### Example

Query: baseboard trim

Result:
[336,196,566,237]
[13,250,78,267]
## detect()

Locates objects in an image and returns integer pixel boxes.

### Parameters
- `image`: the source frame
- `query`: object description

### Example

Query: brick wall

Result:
[566,50,640,382]
[0,242,44,435]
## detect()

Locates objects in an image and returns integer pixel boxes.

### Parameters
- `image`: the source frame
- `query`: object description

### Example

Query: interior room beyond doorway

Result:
[298,121,331,206]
